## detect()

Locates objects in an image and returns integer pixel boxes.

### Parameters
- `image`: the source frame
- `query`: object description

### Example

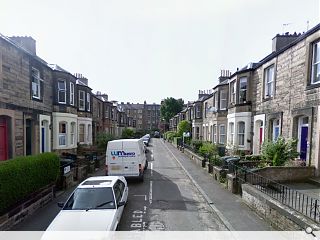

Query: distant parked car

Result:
[46,176,128,231]
[153,131,160,138]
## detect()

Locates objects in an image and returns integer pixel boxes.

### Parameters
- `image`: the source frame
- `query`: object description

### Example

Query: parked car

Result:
[106,139,147,181]
[46,176,128,231]
[142,134,150,146]
[153,131,160,138]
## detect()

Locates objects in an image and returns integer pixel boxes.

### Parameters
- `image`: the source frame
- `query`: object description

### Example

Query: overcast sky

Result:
[1,0,319,104]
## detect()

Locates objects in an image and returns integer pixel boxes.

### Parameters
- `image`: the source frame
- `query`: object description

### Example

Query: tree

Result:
[160,97,184,122]
[121,128,135,139]
[177,120,191,137]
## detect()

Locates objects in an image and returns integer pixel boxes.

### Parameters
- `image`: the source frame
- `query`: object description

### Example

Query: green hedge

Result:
[0,153,60,214]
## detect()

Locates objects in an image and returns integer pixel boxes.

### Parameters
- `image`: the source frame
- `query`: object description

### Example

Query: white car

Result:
[46,176,128,231]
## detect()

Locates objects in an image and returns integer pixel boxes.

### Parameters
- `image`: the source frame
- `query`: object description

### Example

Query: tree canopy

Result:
[177,120,191,137]
[160,97,184,122]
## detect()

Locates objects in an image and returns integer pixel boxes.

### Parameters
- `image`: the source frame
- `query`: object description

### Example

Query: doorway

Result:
[0,117,8,160]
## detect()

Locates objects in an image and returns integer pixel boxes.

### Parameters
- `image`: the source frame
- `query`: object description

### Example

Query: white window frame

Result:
[213,125,217,143]
[311,41,320,84]
[230,81,236,104]
[70,122,75,145]
[70,82,74,106]
[264,65,274,98]
[238,121,245,146]
[58,80,66,104]
[87,92,91,111]
[87,124,92,143]
[220,90,227,110]
[239,77,247,103]
[219,124,226,144]
[31,67,41,99]
[79,124,85,143]
[229,122,234,145]
[79,90,85,110]
[58,122,67,146]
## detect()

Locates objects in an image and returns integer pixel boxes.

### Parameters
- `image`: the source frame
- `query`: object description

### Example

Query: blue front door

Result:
[300,126,308,161]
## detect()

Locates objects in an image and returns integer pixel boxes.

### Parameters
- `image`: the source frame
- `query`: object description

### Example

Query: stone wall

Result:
[252,166,315,182]
[0,184,55,231]
[184,148,203,166]
[242,184,320,231]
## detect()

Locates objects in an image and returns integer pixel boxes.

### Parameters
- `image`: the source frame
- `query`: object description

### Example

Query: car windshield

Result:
[63,187,116,210]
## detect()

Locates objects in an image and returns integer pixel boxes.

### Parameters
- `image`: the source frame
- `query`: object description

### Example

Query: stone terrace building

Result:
[0,35,53,160]
[119,101,161,133]
[49,64,78,155]
[252,25,320,172]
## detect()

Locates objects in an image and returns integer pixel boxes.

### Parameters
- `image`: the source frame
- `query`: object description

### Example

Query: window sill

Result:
[32,97,42,102]
[306,83,320,90]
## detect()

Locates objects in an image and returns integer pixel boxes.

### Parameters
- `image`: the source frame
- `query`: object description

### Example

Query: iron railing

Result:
[234,164,320,223]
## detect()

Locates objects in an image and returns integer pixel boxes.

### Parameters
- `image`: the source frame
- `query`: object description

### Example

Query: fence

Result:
[234,164,320,223]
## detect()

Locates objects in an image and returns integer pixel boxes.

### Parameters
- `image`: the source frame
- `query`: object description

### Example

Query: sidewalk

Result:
[164,141,274,231]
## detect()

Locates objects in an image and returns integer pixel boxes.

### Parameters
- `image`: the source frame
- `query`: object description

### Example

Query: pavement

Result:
[162,139,274,231]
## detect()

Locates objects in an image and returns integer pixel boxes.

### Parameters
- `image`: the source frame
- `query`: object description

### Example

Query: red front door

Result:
[0,117,8,160]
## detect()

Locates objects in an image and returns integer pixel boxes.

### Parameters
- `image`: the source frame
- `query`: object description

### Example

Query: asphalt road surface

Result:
[12,138,227,231]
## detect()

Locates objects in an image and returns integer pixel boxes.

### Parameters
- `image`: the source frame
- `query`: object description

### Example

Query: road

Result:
[12,138,227,231]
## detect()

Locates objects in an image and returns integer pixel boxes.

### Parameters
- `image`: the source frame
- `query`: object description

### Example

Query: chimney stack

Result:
[272,32,301,52]
[9,36,36,55]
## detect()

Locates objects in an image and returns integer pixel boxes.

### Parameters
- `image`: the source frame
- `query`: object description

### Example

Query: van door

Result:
[108,143,124,176]
[122,143,139,176]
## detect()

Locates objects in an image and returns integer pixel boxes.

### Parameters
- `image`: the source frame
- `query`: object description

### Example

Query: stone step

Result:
[308,177,320,187]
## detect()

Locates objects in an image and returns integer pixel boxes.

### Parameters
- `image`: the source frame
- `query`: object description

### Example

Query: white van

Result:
[106,139,147,181]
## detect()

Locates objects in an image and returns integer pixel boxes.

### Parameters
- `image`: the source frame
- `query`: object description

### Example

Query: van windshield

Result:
[63,188,116,210]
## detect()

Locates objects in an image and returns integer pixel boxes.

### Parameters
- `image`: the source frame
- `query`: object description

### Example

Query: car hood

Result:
[46,209,117,231]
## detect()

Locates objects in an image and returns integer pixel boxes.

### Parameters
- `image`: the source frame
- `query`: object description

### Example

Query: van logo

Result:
[111,151,136,157]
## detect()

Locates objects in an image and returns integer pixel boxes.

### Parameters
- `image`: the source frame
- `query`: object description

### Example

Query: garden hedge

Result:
[0,152,60,214]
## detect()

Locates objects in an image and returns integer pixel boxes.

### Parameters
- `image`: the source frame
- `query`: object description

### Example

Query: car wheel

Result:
[139,174,144,182]
[144,161,148,170]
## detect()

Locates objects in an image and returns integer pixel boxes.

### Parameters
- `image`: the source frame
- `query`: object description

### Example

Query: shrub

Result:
[0,153,60,214]
[121,128,135,139]
[165,131,177,141]
[96,132,115,150]
[191,140,203,153]
[199,142,218,158]
[261,137,299,166]
[209,155,222,166]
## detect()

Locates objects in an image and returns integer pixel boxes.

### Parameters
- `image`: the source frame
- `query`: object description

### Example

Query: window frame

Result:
[87,92,91,112]
[70,82,75,106]
[230,81,236,104]
[219,124,226,144]
[229,122,234,145]
[239,77,247,103]
[311,40,320,84]
[58,122,67,146]
[79,90,85,110]
[220,90,227,110]
[79,124,85,143]
[264,65,275,98]
[31,67,42,100]
[58,80,67,104]
[237,121,245,146]
[70,122,76,145]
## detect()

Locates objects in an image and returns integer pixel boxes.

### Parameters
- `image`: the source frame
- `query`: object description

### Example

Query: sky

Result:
[1,0,319,104]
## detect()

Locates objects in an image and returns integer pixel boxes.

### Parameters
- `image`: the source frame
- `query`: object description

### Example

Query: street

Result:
[12,138,227,231]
